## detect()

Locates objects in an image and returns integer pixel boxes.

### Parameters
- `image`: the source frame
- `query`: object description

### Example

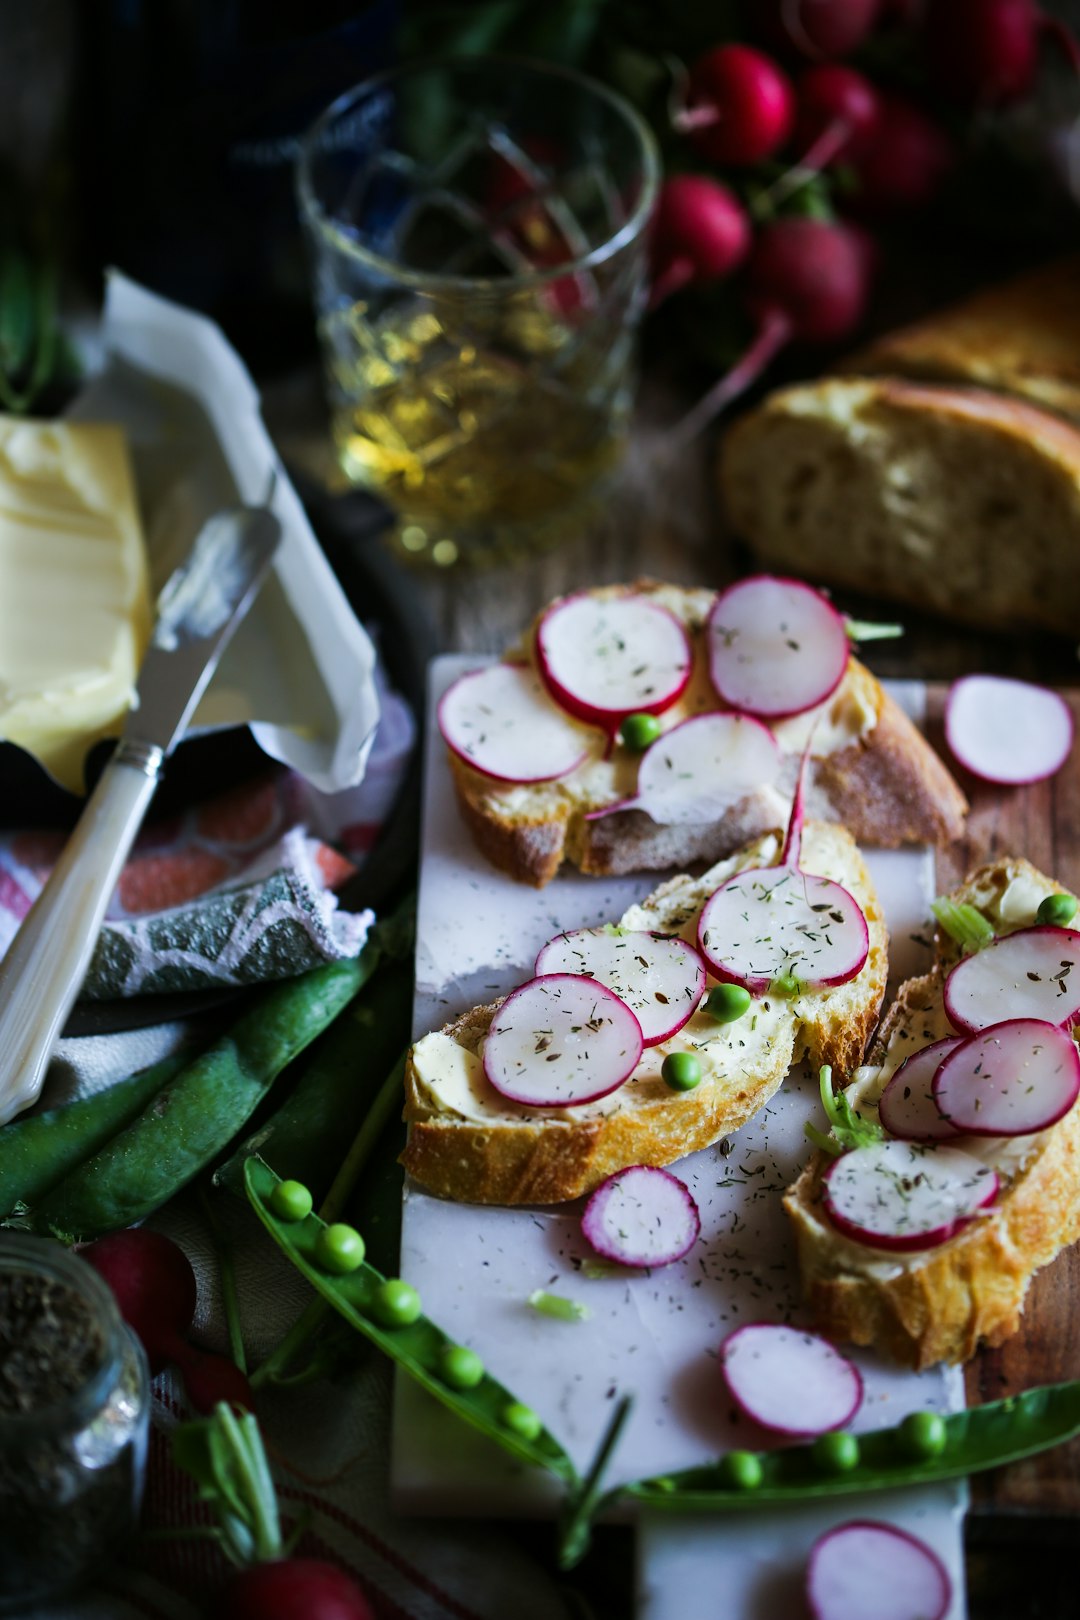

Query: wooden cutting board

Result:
[926,685,1080,1519]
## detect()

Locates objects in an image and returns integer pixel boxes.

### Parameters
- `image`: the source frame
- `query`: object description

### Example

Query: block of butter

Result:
[0,417,151,792]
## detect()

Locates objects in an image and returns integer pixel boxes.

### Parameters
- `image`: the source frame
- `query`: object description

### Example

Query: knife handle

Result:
[0,748,161,1125]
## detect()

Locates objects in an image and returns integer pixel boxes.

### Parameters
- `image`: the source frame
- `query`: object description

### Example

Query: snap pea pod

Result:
[244,1156,577,1488]
[0,1048,193,1219]
[11,960,367,1243]
[606,1381,1080,1517]
[214,959,413,1202]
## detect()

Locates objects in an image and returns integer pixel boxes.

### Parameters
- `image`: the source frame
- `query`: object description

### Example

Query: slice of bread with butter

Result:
[402,819,888,1205]
[444,580,967,889]
[784,856,1080,1368]
[0,418,150,792]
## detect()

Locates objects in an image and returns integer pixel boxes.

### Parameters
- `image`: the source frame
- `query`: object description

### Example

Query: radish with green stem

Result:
[675,44,795,165]
[667,217,873,447]
[172,1402,374,1620]
[649,175,751,309]
[924,0,1080,106]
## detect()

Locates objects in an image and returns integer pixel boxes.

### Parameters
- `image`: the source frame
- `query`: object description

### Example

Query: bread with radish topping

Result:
[402,818,887,1205]
[783,856,1080,1368]
[443,579,966,888]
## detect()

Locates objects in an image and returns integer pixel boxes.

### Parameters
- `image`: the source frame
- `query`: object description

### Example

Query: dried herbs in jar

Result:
[0,1234,149,1611]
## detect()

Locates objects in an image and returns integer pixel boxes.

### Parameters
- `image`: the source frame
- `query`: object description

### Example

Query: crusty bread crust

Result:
[783,859,1080,1368]
[403,822,887,1204]
[449,582,965,887]
[846,255,1080,422]
[721,377,1080,637]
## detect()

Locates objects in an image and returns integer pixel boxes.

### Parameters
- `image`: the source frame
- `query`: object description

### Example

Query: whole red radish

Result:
[744,216,872,343]
[755,0,882,60]
[221,1558,374,1620]
[668,217,871,446]
[82,1228,197,1374]
[82,1227,252,1410]
[851,95,954,210]
[678,45,795,166]
[923,0,1080,106]
[649,175,751,308]
[794,64,883,168]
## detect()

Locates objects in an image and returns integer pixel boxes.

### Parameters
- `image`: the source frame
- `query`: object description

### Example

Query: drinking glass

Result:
[296,56,659,566]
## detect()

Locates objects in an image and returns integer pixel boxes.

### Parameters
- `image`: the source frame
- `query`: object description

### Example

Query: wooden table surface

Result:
[271,361,1080,1614]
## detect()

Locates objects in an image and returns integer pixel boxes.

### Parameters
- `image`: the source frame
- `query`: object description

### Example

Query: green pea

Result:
[269,1179,314,1222]
[372,1277,422,1327]
[706,984,752,1024]
[502,1401,543,1441]
[812,1430,860,1474]
[440,1344,485,1390]
[897,1409,947,1459]
[719,1449,763,1490]
[314,1222,366,1274]
[619,713,662,752]
[1037,892,1078,928]
[662,1052,702,1092]
[769,972,803,998]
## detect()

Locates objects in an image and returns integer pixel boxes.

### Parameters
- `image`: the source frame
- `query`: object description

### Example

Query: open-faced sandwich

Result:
[785,856,1080,1368]
[439,576,967,887]
[403,771,888,1204]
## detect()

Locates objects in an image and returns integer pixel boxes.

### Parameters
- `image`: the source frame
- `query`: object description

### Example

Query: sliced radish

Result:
[878,1037,966,1142]
[806,1520,951,1620]
[535,593,693,730]
[932,1017,1080,1137]
[438,663,592,784]
[587,710,782,826]
[534,928,706,1046]
[718,1323,863,1437]
[581,1165,701,1268]
[706,575,849,719]
[943,925,1080,1033]
[823,1139,998,1251]
[780,742,811,868]
[482,974,643,1108]
[945,674,1073,785]
[698,864,869,994]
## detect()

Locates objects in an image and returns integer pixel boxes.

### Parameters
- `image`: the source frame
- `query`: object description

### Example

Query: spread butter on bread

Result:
[447,581,966,888]
[784,856,1080,1369]
[402,819,887,1205]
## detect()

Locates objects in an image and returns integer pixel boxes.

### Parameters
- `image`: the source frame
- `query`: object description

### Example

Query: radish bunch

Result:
[647,0,1079,424]
[816,906,1080,1252]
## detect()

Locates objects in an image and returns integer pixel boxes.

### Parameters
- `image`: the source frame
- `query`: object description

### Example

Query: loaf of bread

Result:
[784,856,1080,1368]
[448,581,966,888]
[720,377,1080,636]
[402,819,887,1205]
[846,255,1080,422]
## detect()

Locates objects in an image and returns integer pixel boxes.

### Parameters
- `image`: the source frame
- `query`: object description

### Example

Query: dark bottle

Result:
[75,0,399,372]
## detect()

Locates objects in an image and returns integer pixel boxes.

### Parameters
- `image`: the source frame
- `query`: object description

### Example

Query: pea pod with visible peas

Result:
[599,1382,1080,1519]
[9,959,367,1243]
[244,1156,577,1487]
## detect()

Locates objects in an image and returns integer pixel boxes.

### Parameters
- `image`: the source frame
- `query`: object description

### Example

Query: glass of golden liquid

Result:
[296,56,659,566]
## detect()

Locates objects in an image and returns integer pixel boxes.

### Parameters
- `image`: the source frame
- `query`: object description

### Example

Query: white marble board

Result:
[392,655,968,1619]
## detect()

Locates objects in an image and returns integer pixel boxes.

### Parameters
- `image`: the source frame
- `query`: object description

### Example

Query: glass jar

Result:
[0,1234,150,1612]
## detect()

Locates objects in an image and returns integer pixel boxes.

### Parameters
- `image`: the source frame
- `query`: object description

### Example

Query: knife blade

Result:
[0,505,281,1124]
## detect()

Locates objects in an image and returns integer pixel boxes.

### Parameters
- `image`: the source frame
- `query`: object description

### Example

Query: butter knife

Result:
[0,505,281,1125]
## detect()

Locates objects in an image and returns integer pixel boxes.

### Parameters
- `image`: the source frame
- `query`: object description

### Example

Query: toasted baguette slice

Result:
[449,581,965,887]
[784,856,1080,1369]
[846,255,1080,423]
[402,820,887,1205]
[720,378,1080,637]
